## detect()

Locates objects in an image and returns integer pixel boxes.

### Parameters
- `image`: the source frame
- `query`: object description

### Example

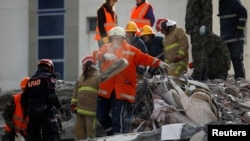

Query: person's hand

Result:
[70,105,77,114]
[103,53,117,61]
[102,37,109,44]
[188,62,193,69]
[173,57,181,63]
[159,61,171,70]
[199,25,206,36]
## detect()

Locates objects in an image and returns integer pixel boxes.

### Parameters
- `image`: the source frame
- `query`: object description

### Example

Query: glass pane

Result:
[54,62,64,80]
[38,39,64,59]
[39,0,64,10]
[39,15,64,36]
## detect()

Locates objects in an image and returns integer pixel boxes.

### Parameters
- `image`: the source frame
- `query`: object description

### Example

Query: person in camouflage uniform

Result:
[185,0,212,81]
[203,33,231,80]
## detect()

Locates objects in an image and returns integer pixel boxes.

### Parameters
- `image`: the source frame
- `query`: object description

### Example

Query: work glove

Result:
[159,61,171,70]
[70,105,77,114]
[188,62,193,69]
[235,29,242,40]
[199,25,207,36]
[102,37,109,44]
[173,57,181,63]
[103,53,117,61]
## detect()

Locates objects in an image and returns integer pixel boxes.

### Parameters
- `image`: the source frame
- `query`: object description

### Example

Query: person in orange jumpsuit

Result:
[93,26,169,135]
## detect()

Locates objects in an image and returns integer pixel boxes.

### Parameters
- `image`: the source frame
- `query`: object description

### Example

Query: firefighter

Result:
[130,0,155,30]
[156,18,189,78]
[2,77,30,141]
[140,25,164,76]
[70,55,100,140]
[93,26,169,135]
[21,59,64,141]
[125,21,148,78]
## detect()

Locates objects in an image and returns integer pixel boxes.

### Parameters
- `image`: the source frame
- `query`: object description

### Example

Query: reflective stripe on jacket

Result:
[4,93,28,135]
[130,2,151,30]
[95,7,117,40]
[71,70,99,116]
[93,40,161,103]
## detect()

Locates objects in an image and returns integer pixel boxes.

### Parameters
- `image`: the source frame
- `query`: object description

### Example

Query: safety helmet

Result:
[140,25,155,36]
[125,21,139,32]
[156,18,168,32]
[81,55,97,65]
[20,77,30,89]
[109,26,126,38]
[159,19,176,32]
[38,59,54,73]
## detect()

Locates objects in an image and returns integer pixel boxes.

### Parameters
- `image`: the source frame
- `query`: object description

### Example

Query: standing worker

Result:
[21,59,64,141]
[93,26,170,135]
[185,0,213,81]
[70,55,100,140]
[140,25,164,76]
[156,18,189,78]
[95,0,118,48]
[125,21,148,78]
[2,77,30,141]
[130,0,155,31]
[218,0,247,81]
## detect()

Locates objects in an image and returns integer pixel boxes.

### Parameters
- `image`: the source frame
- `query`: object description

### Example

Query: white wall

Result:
[0,0,29,92]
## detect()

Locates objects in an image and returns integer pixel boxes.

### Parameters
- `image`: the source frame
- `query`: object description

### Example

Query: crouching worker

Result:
[2,77,30,141]
[70,55,100,140]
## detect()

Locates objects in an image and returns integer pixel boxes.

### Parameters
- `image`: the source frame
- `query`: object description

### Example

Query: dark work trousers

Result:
[227,41,245,79]
[26,108,60,141]
[96,90,124,135]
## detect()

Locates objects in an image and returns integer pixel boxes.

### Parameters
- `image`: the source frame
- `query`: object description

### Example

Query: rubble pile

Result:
[0,75,249,141]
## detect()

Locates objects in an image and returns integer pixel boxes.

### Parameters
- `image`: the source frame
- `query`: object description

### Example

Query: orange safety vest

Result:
[130,2,151,30]
[4,93,29,136]
[93,40,160,103]
[95,7,117,40]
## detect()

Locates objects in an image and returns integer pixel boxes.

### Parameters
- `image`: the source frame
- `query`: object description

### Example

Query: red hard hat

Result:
[81,55,97,65]
[20,77,30,89]
[38,59,54,73]
[156,18,168,32]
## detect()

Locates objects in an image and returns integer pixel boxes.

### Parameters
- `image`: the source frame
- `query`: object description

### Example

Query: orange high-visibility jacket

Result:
[4,93,29,136]
[130,2,151,30]
[95,6,117,40]
[93,40,161,103]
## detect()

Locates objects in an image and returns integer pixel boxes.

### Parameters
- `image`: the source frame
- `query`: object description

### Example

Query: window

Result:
[38,0,65,79]
[87,17,97,32]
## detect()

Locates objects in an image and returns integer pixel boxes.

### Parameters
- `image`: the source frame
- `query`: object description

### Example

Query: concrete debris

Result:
[0,75,249,141]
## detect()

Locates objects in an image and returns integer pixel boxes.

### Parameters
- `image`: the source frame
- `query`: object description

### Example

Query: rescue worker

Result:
[185,0,212,81]
[125,21,148,78]
[2,77,30,141]
[95,0,117,48]
[130,0,155,31]
[70,55,100,140]
[218,0,247,81]
[140,25,164,76]
[203,33,231,80]
[21,59,64,141]
[93,26,169,135]
[156,18,189,78]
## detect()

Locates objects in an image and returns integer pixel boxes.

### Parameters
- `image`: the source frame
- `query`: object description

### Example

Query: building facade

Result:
[0,0,249,91]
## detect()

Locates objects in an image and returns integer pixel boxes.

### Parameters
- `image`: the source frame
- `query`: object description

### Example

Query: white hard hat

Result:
[109,26,126,38]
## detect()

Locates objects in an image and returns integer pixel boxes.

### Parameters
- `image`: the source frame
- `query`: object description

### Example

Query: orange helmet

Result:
[81,55,97,65]
[125,21,139,32]
[20,77,30,89]
[38,59,54,73]
[140,25,155,36]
